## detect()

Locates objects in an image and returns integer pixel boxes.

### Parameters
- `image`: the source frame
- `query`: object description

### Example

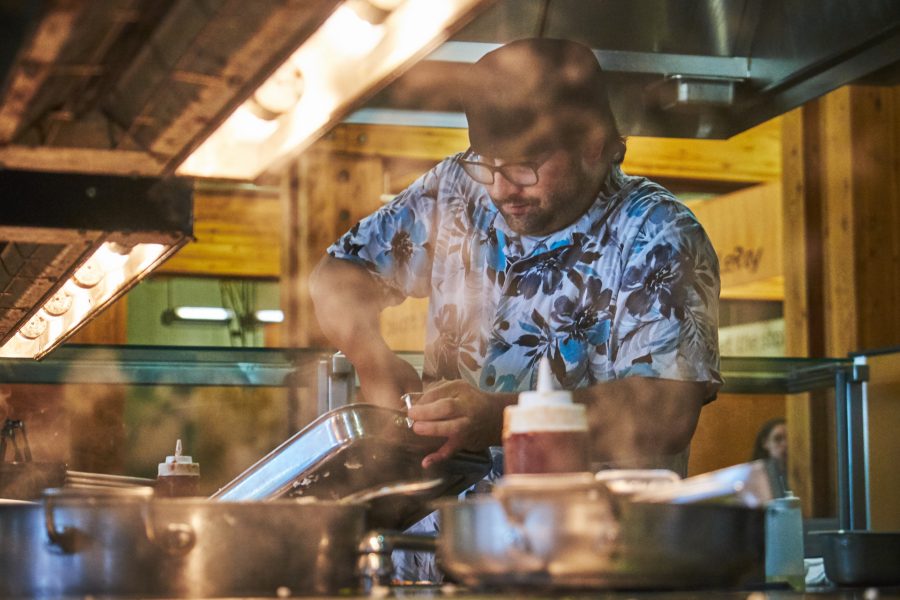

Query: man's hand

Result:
[407,380,514,468]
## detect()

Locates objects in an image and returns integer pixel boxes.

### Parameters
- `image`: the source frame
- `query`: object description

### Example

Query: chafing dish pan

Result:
[813,530,900,586]
[211,404,491,529]
[433,486,766,589]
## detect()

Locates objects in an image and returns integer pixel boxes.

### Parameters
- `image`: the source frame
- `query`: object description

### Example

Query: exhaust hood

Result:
[353,0,900,139]
[0,170,192,359]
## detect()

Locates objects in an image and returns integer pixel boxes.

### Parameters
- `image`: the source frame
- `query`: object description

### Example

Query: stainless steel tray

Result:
[211,404,491,529]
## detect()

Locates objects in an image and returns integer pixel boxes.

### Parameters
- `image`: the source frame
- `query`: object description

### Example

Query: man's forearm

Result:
[572,377,705,462]
[309,256,422,407]
[309,256,388,362]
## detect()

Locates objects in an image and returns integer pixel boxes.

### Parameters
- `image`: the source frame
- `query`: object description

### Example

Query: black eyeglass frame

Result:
[456,148,547,187]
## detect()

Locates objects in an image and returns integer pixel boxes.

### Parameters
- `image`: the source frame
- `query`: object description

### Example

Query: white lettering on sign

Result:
[721,246,764,274]
[719,318,785,357]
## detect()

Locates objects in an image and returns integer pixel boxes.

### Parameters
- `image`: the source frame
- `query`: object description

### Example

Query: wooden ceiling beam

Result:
[0,145,163,176]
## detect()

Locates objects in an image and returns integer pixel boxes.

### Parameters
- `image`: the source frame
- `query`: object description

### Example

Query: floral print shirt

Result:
[328,156,722,398]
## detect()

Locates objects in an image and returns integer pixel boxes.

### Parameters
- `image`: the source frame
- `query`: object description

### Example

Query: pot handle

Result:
[358,530,437,589]
[145,505,197,556]
[151,522,197,555]
[44,493,160,555]
[43,496,86,554]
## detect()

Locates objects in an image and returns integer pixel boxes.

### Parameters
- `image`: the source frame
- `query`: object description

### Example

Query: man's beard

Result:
[495,161,600,236]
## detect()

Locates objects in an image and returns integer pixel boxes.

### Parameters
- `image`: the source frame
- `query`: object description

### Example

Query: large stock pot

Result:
[0,487,367,597]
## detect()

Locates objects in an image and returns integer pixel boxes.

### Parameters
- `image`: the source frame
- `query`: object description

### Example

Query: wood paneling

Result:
[688,182,783,300]
[69,297,128,345]
[0,146,164,176]
[159,191,282,278]
[164,117,782,284]
[281,151,385,349]
[864,351,900,531]
[780,84,900,517]
[781,107,829,515]
[688,393,785,477]
[847,86,900,351]
[820,85,900,354]
[625,118,782,184]
[821,88,860,357]
[318,118,782,184]
[317,124,469,162]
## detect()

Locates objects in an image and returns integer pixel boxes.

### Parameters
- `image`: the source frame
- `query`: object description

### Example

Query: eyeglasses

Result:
[457,148,545,187]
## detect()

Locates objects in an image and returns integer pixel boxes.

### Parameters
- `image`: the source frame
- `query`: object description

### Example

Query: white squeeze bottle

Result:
[502,357,590,474]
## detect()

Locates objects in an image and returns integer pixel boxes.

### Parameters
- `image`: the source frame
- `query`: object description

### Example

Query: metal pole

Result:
[835,363,870,530]
[835,369,851,529]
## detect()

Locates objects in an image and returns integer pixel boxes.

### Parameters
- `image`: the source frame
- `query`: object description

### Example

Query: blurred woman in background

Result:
[752,417,787,479]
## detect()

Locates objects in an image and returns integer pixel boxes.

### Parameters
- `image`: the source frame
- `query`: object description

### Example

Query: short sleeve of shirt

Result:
[612,199,722,397]
[326,165,442,301]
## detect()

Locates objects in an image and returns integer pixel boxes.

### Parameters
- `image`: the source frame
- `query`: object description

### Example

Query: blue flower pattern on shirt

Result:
[328,156,722,395]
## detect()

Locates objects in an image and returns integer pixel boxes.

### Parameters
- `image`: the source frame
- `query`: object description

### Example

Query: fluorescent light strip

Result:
[0,242,168,359]
[254,309,284,324]
[172,307,234,322]
[178,0,490,180]
[344,108,468,128]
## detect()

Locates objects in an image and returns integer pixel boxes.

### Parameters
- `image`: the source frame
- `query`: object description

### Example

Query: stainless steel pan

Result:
[434,492,765,589]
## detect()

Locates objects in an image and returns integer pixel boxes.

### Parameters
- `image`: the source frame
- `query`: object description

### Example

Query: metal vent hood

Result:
[0,170,192,359]
[355,0,900,139]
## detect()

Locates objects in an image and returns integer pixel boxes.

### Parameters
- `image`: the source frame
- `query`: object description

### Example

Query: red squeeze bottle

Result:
[502,358,590,474]
[156,439,200,497]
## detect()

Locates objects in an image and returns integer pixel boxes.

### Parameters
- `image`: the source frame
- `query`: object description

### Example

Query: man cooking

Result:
[310,37,721,479]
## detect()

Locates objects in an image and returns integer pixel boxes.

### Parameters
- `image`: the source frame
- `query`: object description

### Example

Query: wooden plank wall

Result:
[319,119,782,183]
[782,83,900,516]
[281,151,385,349]
[159,186,282,278]
[688,183,783,301]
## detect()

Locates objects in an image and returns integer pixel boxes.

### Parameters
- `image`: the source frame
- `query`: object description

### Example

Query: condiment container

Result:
[502,357,589,474]
[156,439,200,497]
[765,492,805,589]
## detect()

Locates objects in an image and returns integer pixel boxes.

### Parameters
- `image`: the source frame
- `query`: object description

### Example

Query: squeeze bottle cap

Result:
[158,439,200,477]
[517,357,573,407]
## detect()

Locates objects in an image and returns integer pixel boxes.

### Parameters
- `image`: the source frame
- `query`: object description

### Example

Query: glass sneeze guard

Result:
[0,345,870,530]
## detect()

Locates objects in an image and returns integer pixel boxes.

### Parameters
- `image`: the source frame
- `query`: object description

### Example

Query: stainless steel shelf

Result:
[719,356,858,394]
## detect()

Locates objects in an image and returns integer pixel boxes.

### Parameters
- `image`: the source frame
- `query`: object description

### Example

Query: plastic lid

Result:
[158,439,200,478]
[517,357,573,407]
[504,357,587,434]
